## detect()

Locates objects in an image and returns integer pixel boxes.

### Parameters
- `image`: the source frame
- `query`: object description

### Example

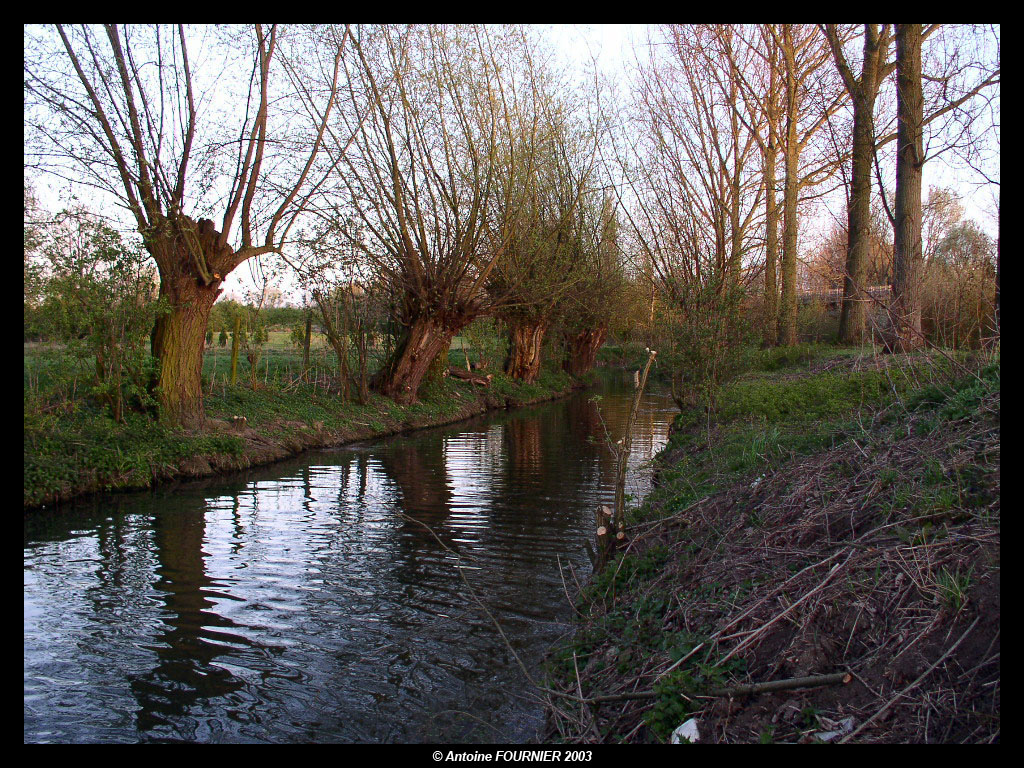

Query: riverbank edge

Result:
[25,373,594,513]
[543,350,1000,743]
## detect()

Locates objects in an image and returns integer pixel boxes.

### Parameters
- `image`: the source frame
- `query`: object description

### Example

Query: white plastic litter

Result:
[814,717,855,742]
[671,718,700,744]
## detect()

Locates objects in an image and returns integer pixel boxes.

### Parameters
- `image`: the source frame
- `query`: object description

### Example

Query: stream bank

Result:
[25,367,589,511]
[545,348,1000,744]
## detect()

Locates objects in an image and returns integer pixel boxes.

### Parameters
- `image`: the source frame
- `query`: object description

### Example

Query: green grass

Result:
[643,350,966,523]
[24,334,580,508]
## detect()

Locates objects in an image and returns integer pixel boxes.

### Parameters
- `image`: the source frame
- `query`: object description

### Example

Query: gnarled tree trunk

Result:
[563,326,608,378]
[504,319,548,383]
[147,217,234,425]
[374,315,466,405]
[150,276,220,426]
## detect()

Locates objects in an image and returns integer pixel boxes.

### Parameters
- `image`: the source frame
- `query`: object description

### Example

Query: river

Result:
[24,373,676,743]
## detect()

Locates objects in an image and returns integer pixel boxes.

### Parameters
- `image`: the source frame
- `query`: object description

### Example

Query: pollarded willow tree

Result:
[24,24,347,424]
[488,85,600,383]
[321,24,543,404]
[559,193,625,378]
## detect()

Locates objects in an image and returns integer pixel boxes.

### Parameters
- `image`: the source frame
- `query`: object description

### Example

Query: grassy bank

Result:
[545,344,999,744]
[24,345,583,510]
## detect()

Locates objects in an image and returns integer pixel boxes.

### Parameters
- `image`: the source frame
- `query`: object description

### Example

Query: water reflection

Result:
[24,374,675,743]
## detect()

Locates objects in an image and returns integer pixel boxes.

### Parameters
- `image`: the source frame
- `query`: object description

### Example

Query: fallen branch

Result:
[447,367,493,386]
[552,671,851,706]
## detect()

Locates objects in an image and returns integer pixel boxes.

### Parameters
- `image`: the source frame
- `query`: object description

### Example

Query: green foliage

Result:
[935,565,974,613]
[24,210,166,421]
[643,656,744,741]
[716,370,895,425]
[587,545,671,598]
[906,360,999,432]
[655,279,754,412]
[24,404,244,507]
[289,319,313,355]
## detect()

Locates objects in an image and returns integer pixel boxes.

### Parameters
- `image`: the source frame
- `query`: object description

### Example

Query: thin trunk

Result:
[993,211,1000,339]
[763,115,780,347]
[892,24,925,351]
[779,24,800,347]
[354,318,370,404]
[229,314,240,386]
[302,312,312,373]
[311,290,350,400]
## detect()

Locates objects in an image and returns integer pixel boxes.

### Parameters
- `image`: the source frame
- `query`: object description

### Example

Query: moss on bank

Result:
[545,348,999,744]
[24,367,578,510]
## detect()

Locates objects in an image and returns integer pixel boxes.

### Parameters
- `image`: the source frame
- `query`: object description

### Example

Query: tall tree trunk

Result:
[563,326,608,378]
[302,311,312,373]
[763,109,780,347]
[838,90,877,344]
[229,314,240,386]
[505,318,548,383]
[833,25,891,345]
[779,25,800,347]
[993,208,1000,340]
[892,24,925,351]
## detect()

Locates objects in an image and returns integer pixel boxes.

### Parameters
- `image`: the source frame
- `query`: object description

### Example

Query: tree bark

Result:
[762,87,780,347]
[831,25,893,345]
[779,25,801,347]
[892,24,925,351]
[146,215,234,424]
[374,315,464,405]
[838,90,877,344]
[563,326,608,378]
[448,367,492,386]
[150,276,219,426]
[504,318,548,383]
[302,311,312,372]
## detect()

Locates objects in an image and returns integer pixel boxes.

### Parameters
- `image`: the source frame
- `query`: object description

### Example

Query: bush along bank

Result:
[24,367,584,510]
[544,348,999,744]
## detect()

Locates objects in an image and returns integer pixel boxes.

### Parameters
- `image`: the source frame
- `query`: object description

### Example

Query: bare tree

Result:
[489,87,599,382]
[825,24,897,344]
[24,24,345,424]
[890,24,999,349]
[321,25,542,404]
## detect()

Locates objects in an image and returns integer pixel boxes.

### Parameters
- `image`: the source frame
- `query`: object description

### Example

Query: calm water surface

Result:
[24,374,675,743]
